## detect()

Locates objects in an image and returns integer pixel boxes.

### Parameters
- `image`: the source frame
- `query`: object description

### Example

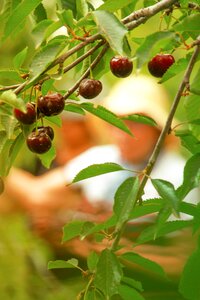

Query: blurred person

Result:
[2,75,199,275]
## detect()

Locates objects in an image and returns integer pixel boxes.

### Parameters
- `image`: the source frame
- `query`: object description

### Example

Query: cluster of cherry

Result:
[14,53,175,154]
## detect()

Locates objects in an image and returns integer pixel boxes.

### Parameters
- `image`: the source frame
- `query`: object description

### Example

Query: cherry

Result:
[14,102,37,124]
[148,54,175,77]
[37,93,65,116]
[26,131,52,154]
[110,56,133,78]
[79,78,102,99]
[32,126,54,140]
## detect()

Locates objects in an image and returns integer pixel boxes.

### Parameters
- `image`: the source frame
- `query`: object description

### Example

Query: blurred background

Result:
[0,0,197,299]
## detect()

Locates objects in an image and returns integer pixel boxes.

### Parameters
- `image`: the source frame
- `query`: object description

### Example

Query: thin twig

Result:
[111,35,200,251]
[63,43,109,100]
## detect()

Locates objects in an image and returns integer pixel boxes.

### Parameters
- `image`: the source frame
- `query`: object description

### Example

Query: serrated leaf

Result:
[3,0,43,41]
[57,9,74,29]
[13,47,28,70]
[76,0,88,19]
[114,177,139,230]
[62,220,86,242]
[121,252,167,278]
[87,251,99,272]
[32,19,53,48]
[122,114,157,126]
[179,239,200,300]
[29,40,66,85]
[136,31,174,69]
[118,284,145,300]
[48,258,79,269]
[122,277,143,292]
[38,145,56,169]
[94,249,123,298]
[64,103,85,115]
[0,130,7,153]
[45,115,62,127]
[0,90,26,111]
[34,2,47,23]
[72,162,125,184]
[81,103,133,135]
[0,69,24,83]
[92,10,128,56]
[160,56,189,83]
[136,220,193,245]
[173,13,200,32]
[176,130,200,154]
[97,0,134,12]
[184,94,200,139]
[177,153,200,199]
[151,179,180,217]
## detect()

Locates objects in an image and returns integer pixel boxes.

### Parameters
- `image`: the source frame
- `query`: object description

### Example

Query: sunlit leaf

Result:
[0,90,26,111]
[97,0,134,12]
[48,258,79,269]
[92,10,128,56]
[72,162,125,183]
[94,249,123,298]
[13,47,28,70]
[122,114,157,126]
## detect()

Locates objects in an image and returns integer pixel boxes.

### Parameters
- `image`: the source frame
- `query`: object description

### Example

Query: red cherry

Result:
[32,126,54,141]
[110,56,133,78]
[37,93,65,116]
[26,131,52,154]
[148,54,175,77]
[14,102,36,124]
[79,78,102,99]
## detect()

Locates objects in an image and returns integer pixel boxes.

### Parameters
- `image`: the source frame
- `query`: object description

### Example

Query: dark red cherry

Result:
[110,56,133,78]
[26,131,52,154]
[79,78,102,99]
[148,54,175,77]
[37,93,65,116]
[32,126,54,140]
[14,102,36,124]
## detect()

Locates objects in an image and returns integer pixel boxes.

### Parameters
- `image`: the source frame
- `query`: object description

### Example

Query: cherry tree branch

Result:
[111,35,200,252]
[0,0,177,95]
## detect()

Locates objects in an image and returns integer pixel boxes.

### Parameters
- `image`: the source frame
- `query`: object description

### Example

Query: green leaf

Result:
[94,249,123,298]
[173,13,200,33]
[29,40,66,85]
[38,145,56,169]
[92,10,128,56]
[3,0,43,41]
[160,56,189,83]
[151,179,180,217]
[176,130,200,154]
[0,130,7,153]
[136,31,174,69]
[122,114,157,126]
[118,284,145,300]
[0,69,24,83]
[32,19,53,48]
[45,115,62,127]
[57,9,74,28]
[76,0,88,19]
[62,220,86,242]
[136,220,193,245]
[8,132,24,167]
[0,177,4,195]
[0,90,26,111]
[114,177,140,230]
[13,47,28,70]
[97,0,134,12]
[64,103,85,115]
[0,114,17,138]
[122,277,143,292]
[72,162,125,183]
[34,2,47,23]
[87,251,99,272]
[121,252,167,278]
[81,103,133,135]
[48,258,79,269]
[179,239,200,300]
[177,153,200,199]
